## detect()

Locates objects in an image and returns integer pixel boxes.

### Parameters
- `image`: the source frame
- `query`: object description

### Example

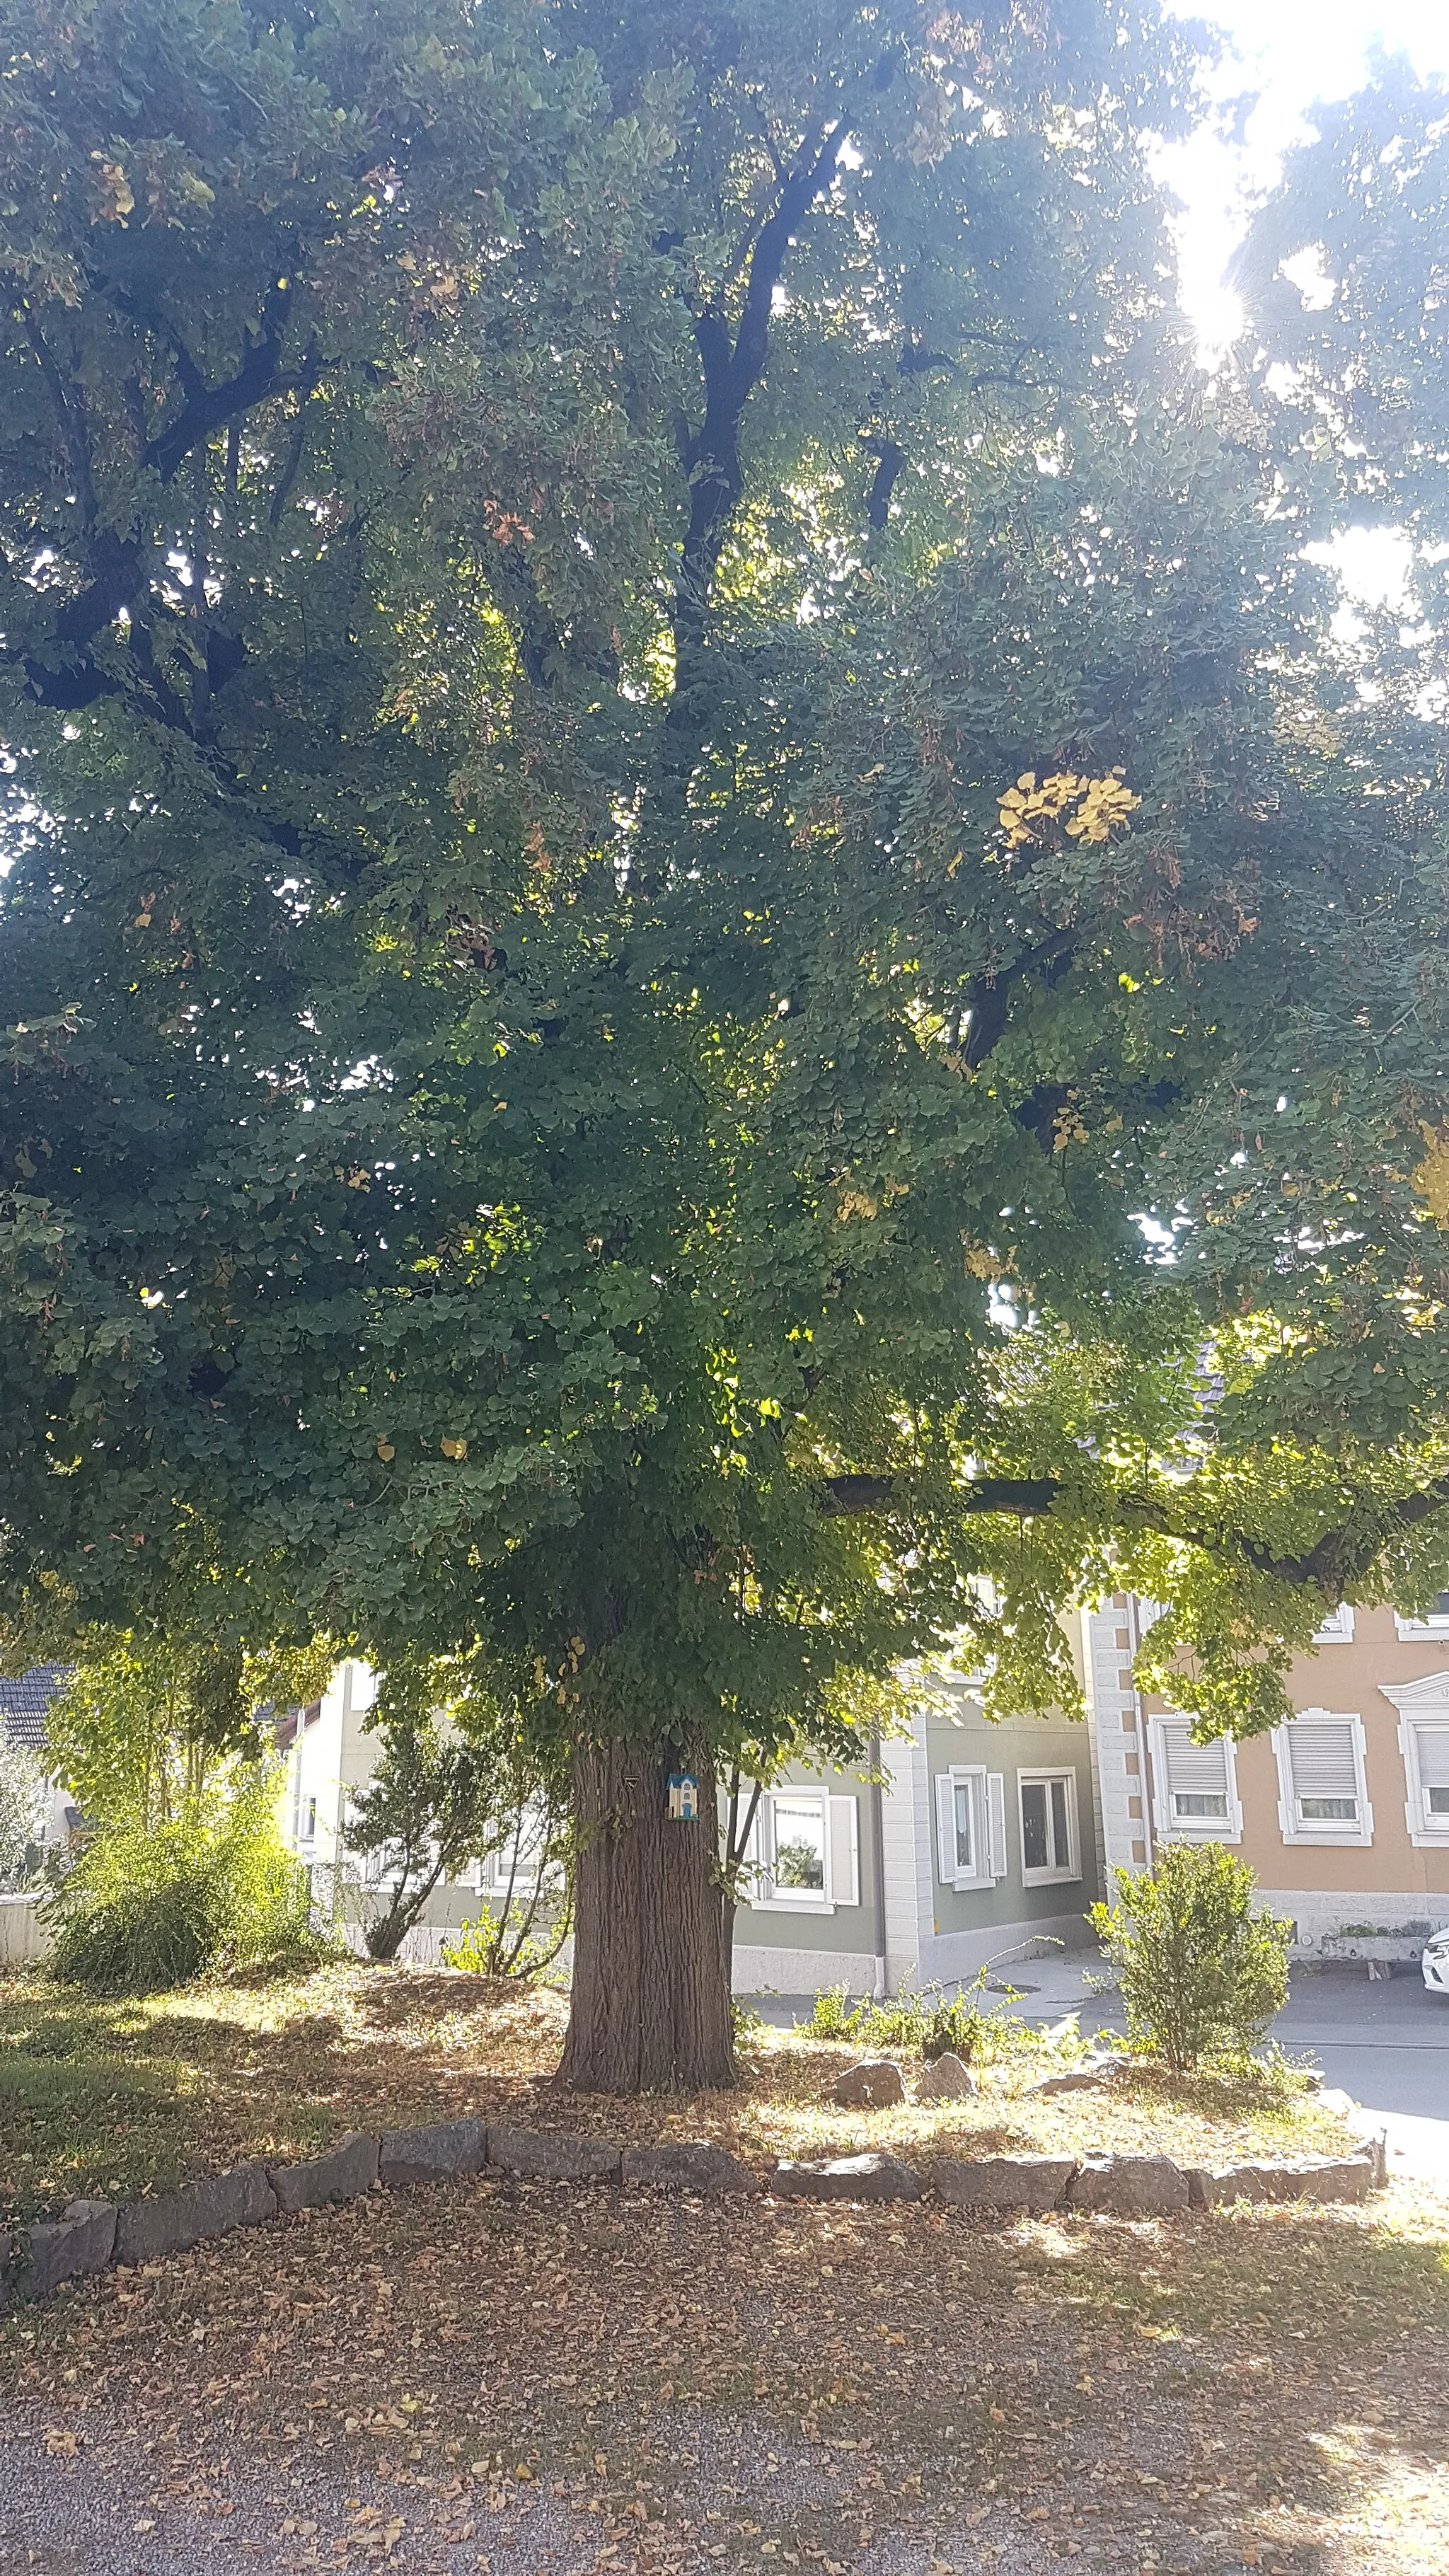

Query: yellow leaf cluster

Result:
[1414,1125,1449,1227]
[998,768,1140,850]
[440,1435,468,1459]
[90,154,134,221]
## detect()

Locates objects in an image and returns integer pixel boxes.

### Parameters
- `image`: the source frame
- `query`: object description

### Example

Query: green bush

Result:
[46,1765,320,1994]
[1090,1842,1291,2073]
[439,1896,569,1982]
[801,1970,1038,2067]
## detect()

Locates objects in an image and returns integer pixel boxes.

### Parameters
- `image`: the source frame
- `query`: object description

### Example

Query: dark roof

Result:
[0,1665,71,1755]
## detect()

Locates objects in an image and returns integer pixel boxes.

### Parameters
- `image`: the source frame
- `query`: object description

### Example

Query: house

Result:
[731,1667,1100,1997]
[0,1663,76,1967]
[1082,1594,1449,1957]
[275,1654,1101,1989]
[276,1658,557,1963]
[0,1664,78,1864]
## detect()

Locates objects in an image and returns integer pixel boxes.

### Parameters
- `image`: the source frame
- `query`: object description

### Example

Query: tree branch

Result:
[19,307,97,526]
[817,1473,1063,1517]
[268,336,323,529]
[815,1465,1449,1607]
[143,272,301,485]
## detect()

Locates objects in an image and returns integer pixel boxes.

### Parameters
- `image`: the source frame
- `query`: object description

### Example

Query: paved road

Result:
[746,1952,1449,2182]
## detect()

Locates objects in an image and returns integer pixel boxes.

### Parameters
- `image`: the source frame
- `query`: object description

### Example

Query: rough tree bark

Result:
[560,1735,737,2094]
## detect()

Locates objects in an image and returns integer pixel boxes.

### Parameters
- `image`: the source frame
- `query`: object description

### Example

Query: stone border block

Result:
[115,2161,276,2265]
[269,2132,380,2214]
[933,2155,1075,2213]
[828,2059,906,2108]
[621,2142,758,2196]
[1067,2154,1190,2217]
[487,2126,622,2182]
[21,2200,116,2301]
[770,2152,924,2202]
[379,2119,486,2189]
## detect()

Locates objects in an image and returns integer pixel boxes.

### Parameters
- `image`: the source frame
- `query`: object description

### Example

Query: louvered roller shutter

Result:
[1153,1719,1232,1837]
[1416,1726,1449,1823]
[1282,1719,1359,1819]
[1275,1712,1370,1840]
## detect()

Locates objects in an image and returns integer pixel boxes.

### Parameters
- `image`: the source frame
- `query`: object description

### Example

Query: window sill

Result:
[1277,1826,1375,1847]
[746,1894,836,1915]
[1020,1866,1082,1887]
[1159,1822,1242,1846]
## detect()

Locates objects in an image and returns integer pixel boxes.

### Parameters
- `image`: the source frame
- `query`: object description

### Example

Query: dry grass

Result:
[0,1960,1356,2225]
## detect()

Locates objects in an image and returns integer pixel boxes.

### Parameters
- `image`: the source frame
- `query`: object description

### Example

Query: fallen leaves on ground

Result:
[2,2164,1445,2575]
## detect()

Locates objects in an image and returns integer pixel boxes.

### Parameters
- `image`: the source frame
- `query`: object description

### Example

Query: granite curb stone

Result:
[1191,2152,1374,2209]
[115,2161,277,2265]
[932,2154,1075,2212]
[621,2142,758,2195]
[21,2198,116,2301]
[269,2132,380,2214]
[771,2152,925,2202]
[379,2118,486,2189]
[487,2125,622,2182]
[1068,2153,1191,2217]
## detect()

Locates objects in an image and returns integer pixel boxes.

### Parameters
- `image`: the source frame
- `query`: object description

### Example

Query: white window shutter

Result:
[1417,1726,1449,1794]
[935,1771,959,1885]
[986,1774,1008,1881]
[828,1795,860,1907]
[1151,1719,1237,1839]
[1284,1718,1358,1806]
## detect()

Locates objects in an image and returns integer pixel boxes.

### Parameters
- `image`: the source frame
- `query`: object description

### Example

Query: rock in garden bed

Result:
[919,2051,977,2100]
[827,2058,906,2107]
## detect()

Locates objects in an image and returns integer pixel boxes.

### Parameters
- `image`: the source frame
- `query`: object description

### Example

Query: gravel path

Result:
[3,2175,1446,2576]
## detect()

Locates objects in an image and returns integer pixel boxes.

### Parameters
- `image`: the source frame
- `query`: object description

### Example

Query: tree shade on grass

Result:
[5,2,1449,2085]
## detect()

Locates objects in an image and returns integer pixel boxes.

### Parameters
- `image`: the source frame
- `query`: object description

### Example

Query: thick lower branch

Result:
[813,1467,1449,1605]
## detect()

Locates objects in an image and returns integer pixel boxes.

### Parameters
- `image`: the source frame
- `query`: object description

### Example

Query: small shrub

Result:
[803,1982,855,2042]
[732,1997,770,2050]
[440,1894,569,1981]
[46,1764,319,1994]
[1090,1842,1291,2073]
[801,1968,1041,2067]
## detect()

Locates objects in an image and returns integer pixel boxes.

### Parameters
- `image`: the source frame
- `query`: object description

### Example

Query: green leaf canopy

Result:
[4,0,1449,1760]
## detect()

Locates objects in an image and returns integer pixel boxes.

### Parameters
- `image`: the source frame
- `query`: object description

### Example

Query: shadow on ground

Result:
[2,2161,1445,2576]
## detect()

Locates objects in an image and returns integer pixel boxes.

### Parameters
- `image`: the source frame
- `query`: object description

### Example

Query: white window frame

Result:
[1312,1602,1356,1644]
[744,1788,860,1914]
[1395,1593,1449,1640]
[1015,1769,1081,1885]
[1378,1673,1449,1847]
[469,1798,558,1897]
[935,1765,1007,1893]
[1147,1714,1242,1845]
[1271,1709,1374,1846]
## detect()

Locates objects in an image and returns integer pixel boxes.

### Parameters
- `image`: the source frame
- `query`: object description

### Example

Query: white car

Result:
[1422,1928,1449,1994]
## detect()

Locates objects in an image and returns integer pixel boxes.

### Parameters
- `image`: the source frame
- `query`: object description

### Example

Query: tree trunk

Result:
[559,1735,737,2094]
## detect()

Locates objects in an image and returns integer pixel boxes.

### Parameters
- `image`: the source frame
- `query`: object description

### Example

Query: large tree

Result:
[5,2,1449,2088]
